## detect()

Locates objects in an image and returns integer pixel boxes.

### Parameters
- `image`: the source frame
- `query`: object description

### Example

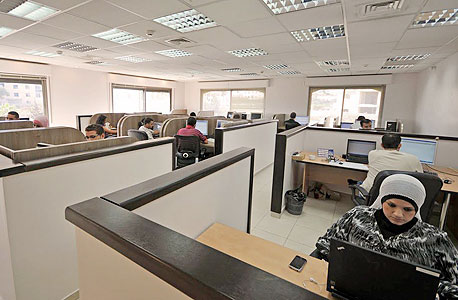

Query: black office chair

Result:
[285,122,300,130]
[349,170,443,223]
[175,135,206,168]
[128,129,148,141]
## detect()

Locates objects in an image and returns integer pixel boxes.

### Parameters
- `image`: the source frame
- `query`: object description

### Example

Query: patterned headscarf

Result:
[370,174,426,221]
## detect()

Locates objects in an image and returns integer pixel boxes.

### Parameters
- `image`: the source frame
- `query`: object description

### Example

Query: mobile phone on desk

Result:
[289,255,307,272]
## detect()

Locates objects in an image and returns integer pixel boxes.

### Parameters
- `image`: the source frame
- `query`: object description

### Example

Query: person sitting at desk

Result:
[177,117,208,144]
[7,111,19,120]
[96,114,117,137]
[33,115,49,128]
[138,117,159,139]
[85,124,105,141]
[350,115,365,129]
[314,174,458,299]
[190,112,196,117]
[360,133,422,192]
[360,118,372,130]
[285,112,301,129]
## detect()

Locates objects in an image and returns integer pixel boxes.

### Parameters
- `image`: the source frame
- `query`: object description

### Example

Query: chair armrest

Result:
[349,184,369,198]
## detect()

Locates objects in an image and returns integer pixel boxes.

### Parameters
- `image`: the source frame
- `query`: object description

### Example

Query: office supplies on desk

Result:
[317,148,332,158]
[346,139,376,164]
[400,138,437,164]
[328,238,440,300]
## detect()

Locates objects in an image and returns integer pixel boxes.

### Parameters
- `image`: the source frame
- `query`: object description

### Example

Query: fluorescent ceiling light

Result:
[92,28,147,45]
[26,50,60,58]
[264,64,288,70]
[85,61,108,65]
[291,24,345,42]
[240,73,259,76]
[221,68,242,72]
[263,0,340,15]
[155,49,192,58]
[228,48,268,58]
[8,1,58,21]
[278,70,301,75]
[53,42,98,52]
[381,65,413,69]
[387,54,431,61]
[115,55,151,63]
[316,60,349,67]
[326,67,350,73]
[412,9,457,27]
[0,27,14,37]
[154,9,217,33]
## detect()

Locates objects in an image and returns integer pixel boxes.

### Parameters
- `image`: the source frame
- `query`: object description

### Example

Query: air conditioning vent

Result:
[165,37,195,46]
[363,0,405,16]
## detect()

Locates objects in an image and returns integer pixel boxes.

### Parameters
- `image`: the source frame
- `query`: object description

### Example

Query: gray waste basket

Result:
[285,187,306,215]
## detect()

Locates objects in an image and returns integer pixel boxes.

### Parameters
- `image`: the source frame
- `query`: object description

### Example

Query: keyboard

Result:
[329,160,369,171]
[424,170,438,176]
[207,138,215,143]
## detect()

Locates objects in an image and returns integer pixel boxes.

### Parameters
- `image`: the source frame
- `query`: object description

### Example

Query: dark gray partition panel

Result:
[66,198,325,300]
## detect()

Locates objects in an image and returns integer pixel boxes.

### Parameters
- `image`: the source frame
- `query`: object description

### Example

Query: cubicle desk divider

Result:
[215,120,278,174]
[0,120,34,131]
[0,138,175,300]
[66,148,324,300]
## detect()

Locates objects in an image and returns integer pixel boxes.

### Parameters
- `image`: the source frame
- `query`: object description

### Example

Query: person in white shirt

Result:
[138,117,159,140]
[360,133,423,192]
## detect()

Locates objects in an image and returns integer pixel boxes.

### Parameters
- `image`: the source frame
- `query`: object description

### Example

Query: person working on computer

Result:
[285,112,301,129]
[360,119,372,130]
[360,133,422,192]
[138,117,159,139]
[177,117,208,144]
[6,111,19,120]
[314,174,458,299]
[96,114,117,137]
[190,112,196,117]
[85,124,105,141]
[350,115,365,129]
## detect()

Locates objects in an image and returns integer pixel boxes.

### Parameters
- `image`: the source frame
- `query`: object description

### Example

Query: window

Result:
[309,87,384,126]
[0,77,48,119]
[201,89,265,117]
[112,85,171,113]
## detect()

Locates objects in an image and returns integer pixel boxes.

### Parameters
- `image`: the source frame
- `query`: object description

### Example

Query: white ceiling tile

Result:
[127,40,170,52]
[0,13,35,30]
[396,26,458,49]
[22,23,84,41]
[343,0,425,23]
[71,36,118,49]
[106,45,147,56]
[390,47,439,56]
[276,3,343,31]
[105,0,190,19]
[279,50,314,64]
[43,13,111,35]
[350,42,396,58]
[228,17,285,38]
[197,0,271,26]
[181,0,223,7]
[183,44,234,60]
[0,32,63,50]
[184,26,254,51]
[249,32,296,48]
[118,20,178,41]
[67,0,144,28]
[263,42,304,54]
[35,0,89,10]
[423,0,458,11]
[303,38,347,59]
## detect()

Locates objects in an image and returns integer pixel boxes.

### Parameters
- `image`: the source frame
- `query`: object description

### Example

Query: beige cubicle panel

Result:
[0,120,34,131]
[161,117,187,137]
[89,113,126,127]
[170,109,188,115]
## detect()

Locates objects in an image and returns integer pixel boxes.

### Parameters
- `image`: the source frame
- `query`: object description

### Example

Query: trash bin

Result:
[285,187,306,215]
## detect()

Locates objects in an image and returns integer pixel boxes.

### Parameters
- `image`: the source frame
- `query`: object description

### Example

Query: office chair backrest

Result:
[368,170,443,223]
[175,135,200,157]
[285,122,300,130]
[127,129,148,141]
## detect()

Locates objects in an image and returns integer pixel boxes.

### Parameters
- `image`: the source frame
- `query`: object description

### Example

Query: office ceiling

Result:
[0,0,456,81]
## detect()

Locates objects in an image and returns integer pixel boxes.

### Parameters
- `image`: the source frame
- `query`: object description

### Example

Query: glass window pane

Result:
[231,90,265,114]
[309,89,344,125]
[146,91,171,114]
[342,89,382,126]
[202,90,230,116]
[112,87,143,113]
[0,81,45,119]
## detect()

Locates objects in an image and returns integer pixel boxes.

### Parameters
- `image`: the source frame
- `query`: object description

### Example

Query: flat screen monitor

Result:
[295,116,309,125]
[227,112,234,118]
[347,139,376,157]
[217,120,231,128]
[195,120,208,136]
[251,113,262,120]
[341,122,353,129]
[241,113,247,120]
[400,138,437,164]
[154,123,162,131]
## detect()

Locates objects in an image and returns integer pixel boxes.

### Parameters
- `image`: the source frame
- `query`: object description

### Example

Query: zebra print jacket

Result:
[316,206,458,299]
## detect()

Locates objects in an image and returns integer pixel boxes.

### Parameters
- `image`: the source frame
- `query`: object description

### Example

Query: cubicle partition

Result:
[215,120,278,174]
[89,113,126,127]
[65,147,323,299]
[0,120,34,131]
[0,138,175,300]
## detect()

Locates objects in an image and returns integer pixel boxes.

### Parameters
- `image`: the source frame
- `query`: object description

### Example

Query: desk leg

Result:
[302,164,309,195]
[439,193,451,230]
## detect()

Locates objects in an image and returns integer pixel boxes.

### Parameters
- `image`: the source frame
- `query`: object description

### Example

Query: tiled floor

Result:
[250,164,355,255]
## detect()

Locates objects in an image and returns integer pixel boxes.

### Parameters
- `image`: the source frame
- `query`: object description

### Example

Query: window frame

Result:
[111,83,172,113]
[0,74,49,119]
[307,85,386,127]
[200,88,266,116]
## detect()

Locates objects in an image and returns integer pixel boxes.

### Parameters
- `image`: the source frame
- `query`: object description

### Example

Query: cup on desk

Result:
[309,154,316,160]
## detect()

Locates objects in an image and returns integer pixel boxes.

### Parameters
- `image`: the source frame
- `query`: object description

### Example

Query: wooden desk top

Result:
[293,151,367,172]
[197,223,335,299]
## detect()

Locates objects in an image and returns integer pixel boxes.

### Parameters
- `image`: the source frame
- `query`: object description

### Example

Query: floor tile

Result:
[250,208,267,229]
[295,213,333,232]
[251,228,286,245]
[256,214,297,237]
[287,224,325,248]
[302,205,335,221]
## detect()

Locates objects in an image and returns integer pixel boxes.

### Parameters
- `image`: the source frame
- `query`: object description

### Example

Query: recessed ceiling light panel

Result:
[53,42,98,52]
[278,70,301,75]
[291,24,345,42]
[381,65,414,69]
[26,50,60,58]
[115,55,151,63]
[155,49,192,58]
[264,64,288,70]
[228,48,268,58]
[240,73,259,76]
[316,60,349,67]
[221,68,242,72]
[412,9,458,27]
[154,9,217,33]
[8,1,58,21]
[326,67,350,73]
[263,0,340,15]
[85,61,108,65]
[387,54,431,61]
[92,28,147,45]
[0,27,14,37]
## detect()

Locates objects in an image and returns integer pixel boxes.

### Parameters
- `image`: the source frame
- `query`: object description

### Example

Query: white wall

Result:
[415,53,458,136]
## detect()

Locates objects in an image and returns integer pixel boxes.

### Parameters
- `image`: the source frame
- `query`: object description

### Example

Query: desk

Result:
[197,223,335,299]
[202,140,214,154]
[293,151,458,230]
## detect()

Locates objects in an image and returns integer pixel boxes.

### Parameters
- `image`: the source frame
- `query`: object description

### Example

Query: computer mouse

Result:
[338,162,343,165]
[444,179,452,184]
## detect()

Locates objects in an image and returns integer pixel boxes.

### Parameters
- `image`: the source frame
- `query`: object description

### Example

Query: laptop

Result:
[346,139,376,164]
[327,238,440,300]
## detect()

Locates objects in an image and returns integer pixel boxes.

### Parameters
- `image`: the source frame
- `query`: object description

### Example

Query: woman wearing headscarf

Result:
[33,115,49,127]
[314,174,458,299]
[95,114,117,137]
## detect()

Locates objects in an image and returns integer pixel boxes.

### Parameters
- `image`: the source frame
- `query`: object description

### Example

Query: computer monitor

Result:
[241,113,247,120]
[295,116,309,125]
[154,122,162,131]
[195,120,208,136]
[400,138,437,164]
[346,139,376,163]
[227,112,234,118]
[251,113,262,120]
[341,122,353,129]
